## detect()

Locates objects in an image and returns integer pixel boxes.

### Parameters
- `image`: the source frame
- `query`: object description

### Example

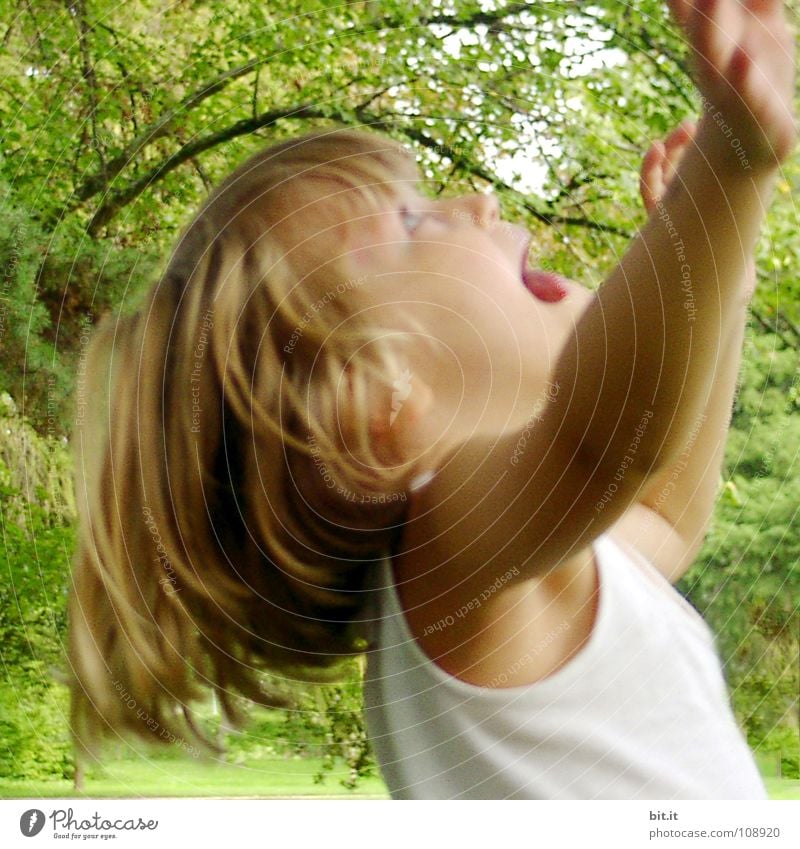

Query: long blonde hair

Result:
[68,128,425,757]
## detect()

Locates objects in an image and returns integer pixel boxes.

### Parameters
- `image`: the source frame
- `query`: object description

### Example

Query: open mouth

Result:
[520,238,569,303]
[522,267,570,302]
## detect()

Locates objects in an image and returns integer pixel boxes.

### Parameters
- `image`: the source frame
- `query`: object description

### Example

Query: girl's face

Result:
[342,187,595,442]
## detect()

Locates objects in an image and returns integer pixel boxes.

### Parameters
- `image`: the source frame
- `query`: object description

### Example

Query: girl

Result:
[68,0,796,798]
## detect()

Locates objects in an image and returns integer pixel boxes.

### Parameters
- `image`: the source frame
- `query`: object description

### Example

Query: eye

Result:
[400,205,425,234]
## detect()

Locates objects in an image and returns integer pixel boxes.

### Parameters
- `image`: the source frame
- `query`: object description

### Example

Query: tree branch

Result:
[73,61,261,206]
[86,102,327,233]
[749,306,797,349]
[72,0,107,179]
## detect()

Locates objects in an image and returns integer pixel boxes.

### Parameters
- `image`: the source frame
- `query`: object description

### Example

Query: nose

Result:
[451,192,500,228]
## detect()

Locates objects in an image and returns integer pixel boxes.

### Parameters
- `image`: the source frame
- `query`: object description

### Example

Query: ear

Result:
[369,372,434,462]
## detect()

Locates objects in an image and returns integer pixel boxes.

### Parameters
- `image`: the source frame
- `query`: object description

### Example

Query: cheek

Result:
[343,217,402,268]
[347,247,379,275]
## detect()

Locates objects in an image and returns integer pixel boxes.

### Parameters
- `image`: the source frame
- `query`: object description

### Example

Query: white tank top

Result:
[362,532,767,799]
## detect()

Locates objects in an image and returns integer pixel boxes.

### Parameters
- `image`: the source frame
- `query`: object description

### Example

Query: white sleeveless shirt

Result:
[362,532,766,799]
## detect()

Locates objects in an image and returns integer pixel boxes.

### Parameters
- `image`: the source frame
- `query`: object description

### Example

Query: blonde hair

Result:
[68,128,425,757]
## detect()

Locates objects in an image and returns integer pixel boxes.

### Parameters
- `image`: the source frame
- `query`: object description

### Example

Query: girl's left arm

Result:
[611,123,752,583]
[612,305,747,583]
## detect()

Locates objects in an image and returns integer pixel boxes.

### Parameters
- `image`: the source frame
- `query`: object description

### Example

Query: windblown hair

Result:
[68,128,426,757]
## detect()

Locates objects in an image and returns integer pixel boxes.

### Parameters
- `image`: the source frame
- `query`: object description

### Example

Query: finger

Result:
[640,141,666,212]
[727,39,755,104]
[689,0,743,82]
[667,0,692,26]
[662,120,696,182]
[742,0,785,15]
[666,119,698,145]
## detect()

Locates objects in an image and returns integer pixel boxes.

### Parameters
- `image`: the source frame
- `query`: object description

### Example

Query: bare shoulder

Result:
[607,502,701,584]
[390,500,694,689]
[391,473,601,689]
[392,547,600,689]
[400,414,643,588]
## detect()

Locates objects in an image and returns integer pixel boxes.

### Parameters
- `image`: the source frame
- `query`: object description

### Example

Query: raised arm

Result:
[425,0,796,577]
[614,121,756,582]
[530,0,795,563]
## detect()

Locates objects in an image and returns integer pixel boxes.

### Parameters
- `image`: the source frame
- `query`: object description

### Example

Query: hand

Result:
[639,120,697,214]
[641,120,757,303]
[669,0,797,169]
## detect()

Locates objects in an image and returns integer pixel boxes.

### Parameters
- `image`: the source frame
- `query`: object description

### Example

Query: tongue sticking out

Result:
[522,267,569,303]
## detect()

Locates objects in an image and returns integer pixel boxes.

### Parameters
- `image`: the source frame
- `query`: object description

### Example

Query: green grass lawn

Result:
[1,754,796,799]
[762,776,800,800]
[0,756,389,799]
[754,750,800,799]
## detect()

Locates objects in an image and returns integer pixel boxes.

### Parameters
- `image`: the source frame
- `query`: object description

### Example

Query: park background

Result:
[0,0,797,799]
